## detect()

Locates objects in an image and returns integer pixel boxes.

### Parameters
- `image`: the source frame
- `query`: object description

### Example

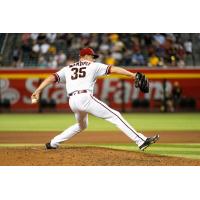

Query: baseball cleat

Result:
[45,142,57,149]
[139,134,159,151]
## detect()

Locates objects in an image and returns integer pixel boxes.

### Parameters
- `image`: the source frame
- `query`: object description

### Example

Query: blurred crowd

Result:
[10,33,193,68]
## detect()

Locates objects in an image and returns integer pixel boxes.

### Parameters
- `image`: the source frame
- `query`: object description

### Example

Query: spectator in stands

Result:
[109,33,119,43]
[143,34,153,47]
[175,43,186,67]
[48,45,57,55]
[32,41,40,54]
[148,53,160,67]
[21,34,32,55]
[123,49,132,66]
[48,56,57,68]
[71,37,82,50]
[37,33,47,44]
[38,55,48,68]
[113,39,124,52]
[55,50,66,66]
[12,47,21,63]
[105,51,117,65]
[12,47,24,68]
[184,39,192,54]
[89,33,98,49]
[131,50,145,66]
[40,41,50,54]
[21,33,31,45]
[111,50,123,65]
[30,41,40,65]
[99,40,109,52]
[99,35,110,57]
[31,39,50,66]
[30,33,39,41]
[153,33,166,45]
[3,33,197,68]
[46,33,57,44]
[184,39,193,65]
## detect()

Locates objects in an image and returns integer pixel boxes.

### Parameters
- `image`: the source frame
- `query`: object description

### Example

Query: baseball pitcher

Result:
[31,48,159,150]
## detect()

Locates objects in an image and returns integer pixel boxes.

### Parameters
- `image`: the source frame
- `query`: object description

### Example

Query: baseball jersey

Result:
[54,60,111,95]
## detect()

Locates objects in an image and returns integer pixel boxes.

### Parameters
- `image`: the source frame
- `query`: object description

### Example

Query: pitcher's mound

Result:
[0,146,200,166]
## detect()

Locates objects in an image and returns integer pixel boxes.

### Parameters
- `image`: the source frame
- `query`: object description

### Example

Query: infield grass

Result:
[1,113,200,131]
[95,143,200,160]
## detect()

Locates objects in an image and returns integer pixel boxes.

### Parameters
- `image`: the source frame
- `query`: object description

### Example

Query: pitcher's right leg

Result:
[49,112,88,148]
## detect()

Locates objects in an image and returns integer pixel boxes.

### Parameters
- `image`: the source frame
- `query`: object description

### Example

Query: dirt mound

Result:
[0,146,199,166]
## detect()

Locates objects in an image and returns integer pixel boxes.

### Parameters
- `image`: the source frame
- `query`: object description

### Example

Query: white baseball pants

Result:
[50,92,147,147]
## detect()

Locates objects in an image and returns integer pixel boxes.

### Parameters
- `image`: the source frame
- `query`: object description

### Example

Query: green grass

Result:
[0,113,200,131]
[94,143,200,160]
[1,113,200,161]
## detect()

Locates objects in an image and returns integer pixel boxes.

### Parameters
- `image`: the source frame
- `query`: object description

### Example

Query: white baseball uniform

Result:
[50,60,147,147]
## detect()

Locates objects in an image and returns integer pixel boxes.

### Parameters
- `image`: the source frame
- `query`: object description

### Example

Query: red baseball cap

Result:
[79,48,99,59]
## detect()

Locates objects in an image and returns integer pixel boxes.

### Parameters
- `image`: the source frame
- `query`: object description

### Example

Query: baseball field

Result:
[0,113,200,166]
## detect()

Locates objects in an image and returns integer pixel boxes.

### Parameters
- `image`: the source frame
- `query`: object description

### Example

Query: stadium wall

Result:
[0,68,200,112]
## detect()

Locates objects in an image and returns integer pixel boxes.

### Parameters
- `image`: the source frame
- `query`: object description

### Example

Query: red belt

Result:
[68,90,88,96]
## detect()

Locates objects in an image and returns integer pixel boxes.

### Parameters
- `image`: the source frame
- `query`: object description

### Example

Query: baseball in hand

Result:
[31,98,38,104]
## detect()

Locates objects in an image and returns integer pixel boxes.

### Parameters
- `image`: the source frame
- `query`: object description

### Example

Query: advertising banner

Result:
[1,68,200,111]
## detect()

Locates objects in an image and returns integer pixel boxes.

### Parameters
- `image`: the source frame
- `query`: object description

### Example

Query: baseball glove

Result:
[135,72,149,93]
